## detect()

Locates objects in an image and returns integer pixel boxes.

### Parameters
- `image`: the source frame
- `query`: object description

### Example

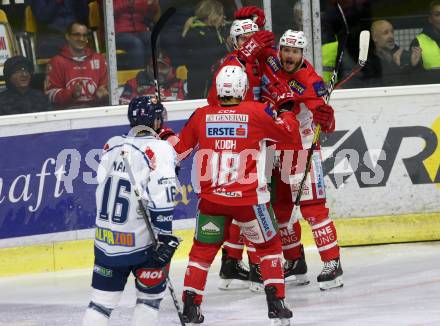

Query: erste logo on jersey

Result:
[206,123,248,138]
[288,79,306,95]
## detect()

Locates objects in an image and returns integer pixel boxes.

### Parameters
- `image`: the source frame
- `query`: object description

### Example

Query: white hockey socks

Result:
[131,299,161,326]
[82,289,122,326]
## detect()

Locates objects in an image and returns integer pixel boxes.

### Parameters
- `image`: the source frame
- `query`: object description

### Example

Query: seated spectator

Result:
[28,0,89,59]
[98,0,160,70]
[346,19,411,88]
[181,0,229,99]
[45,22,109,109]
[409,0,440,84]
[119,54,185,104]
[0,55,51,116]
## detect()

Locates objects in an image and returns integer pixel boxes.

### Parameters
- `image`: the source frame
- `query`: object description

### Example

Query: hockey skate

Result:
[265,286,293,326]
[218,249,250,290]
[284,245,310,286]
[317,258,343,291]
[249,262,264,293]
[182,291,204,324]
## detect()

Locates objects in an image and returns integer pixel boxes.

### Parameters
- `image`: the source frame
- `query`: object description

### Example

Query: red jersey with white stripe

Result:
[45,46,108,108]
[172,101,301,206]
[207,51,263,105]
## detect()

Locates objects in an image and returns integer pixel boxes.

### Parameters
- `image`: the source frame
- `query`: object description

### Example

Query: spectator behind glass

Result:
[181,0,228,99]
[28,0,89,59]
[44,22,109,109]
[98,0,160,70]
[410,0,440,84]
[0,55,51,116]
[346,20,411,88]
[119,53,185,104]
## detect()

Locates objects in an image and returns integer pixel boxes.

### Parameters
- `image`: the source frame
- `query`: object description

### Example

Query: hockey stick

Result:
[335,30,370,89]
[151,7,177,102]
[120,151,186,326]
[287,2,349,230]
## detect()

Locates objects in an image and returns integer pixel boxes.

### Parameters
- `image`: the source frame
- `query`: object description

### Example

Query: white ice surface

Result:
[0,242,439,326]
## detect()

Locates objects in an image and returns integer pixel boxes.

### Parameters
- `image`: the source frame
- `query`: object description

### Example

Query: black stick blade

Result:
[151,7,177,102]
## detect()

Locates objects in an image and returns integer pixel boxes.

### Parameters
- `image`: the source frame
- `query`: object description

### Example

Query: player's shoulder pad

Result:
[103,136,124,153]
[303,59,327,97]
[183,106,204,127]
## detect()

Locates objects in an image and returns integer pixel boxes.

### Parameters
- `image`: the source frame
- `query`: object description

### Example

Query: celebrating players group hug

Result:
[81,5,343,326]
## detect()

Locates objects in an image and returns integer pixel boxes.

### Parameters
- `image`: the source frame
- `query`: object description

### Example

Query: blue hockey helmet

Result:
[127,96,165,129]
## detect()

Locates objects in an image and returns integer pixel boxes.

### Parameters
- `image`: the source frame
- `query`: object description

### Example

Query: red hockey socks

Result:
[223,220,245,260]
[183,240,220,304]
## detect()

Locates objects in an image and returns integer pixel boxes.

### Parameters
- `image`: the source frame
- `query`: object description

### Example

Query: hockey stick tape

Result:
[358,30,370,66]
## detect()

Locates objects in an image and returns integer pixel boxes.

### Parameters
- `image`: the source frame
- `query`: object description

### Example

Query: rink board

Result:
[0,85,439,276]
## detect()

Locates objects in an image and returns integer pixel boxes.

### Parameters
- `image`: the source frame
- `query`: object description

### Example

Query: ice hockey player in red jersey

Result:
[207,7,274,291]
[260,30,343,290]
[171,65,300,325]
[207,6,274,105]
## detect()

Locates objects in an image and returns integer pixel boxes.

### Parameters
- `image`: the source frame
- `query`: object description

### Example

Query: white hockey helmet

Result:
[279,30,308,49]
[216,65,248,99]
[230,19,259,49]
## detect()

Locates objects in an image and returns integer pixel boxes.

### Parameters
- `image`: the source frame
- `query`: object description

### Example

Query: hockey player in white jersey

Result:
[82,96,180,326]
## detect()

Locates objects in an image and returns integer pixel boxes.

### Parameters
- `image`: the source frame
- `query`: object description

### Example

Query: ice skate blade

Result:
[249,281,264,293]
[285,274,310,286]
[270,318,291,326]
[319,276,343,291]
[218,278,249,290]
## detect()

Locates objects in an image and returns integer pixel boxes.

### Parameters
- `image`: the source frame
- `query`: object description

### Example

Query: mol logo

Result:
[136,267,168,288]
[139,270,163,279]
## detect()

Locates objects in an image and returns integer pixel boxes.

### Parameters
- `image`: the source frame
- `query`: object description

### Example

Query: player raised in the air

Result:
[82,96,180,326]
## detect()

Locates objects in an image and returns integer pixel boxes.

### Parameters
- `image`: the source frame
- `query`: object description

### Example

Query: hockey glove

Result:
[152,234,181,266]
[266,81,296,113]
[237,30,275,63]
[157,127,176,140]
[234,6,266,28]
[313,104,335,133]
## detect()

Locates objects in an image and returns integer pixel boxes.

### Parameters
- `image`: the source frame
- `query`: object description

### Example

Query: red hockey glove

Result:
[234,6,266,28]
[157,127,176,140]
[266,81,296,112]
[237,30,275,63]
[313,104,335,133]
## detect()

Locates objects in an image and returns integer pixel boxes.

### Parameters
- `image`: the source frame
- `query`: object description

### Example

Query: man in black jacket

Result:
[0,56,51,116]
